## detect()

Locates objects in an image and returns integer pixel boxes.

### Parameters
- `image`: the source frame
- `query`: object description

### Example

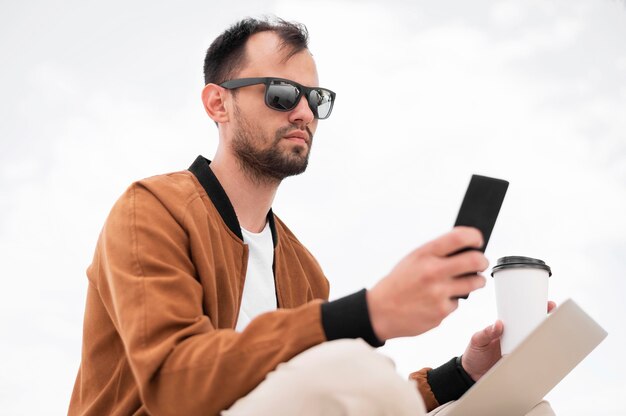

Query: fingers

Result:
[449,274,486,298]
[440,250,489,277]
[548,301,557,313]
[471,320,504,348]
[415,229,488,299]
[423,227,484,257]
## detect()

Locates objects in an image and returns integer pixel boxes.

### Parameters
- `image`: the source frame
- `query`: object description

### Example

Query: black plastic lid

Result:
[491,256,552,277]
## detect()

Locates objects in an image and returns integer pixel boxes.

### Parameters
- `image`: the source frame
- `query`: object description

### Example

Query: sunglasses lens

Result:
[267,81,300,111]
[308,89,334,119]
[266,79,334,119]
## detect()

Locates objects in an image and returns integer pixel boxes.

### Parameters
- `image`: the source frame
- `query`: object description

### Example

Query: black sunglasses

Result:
[219,77,336,120]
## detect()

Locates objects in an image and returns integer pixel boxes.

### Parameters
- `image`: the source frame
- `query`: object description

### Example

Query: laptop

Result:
[437,298,607,416]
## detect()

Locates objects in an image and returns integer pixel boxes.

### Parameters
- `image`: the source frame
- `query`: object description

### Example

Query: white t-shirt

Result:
[235,222,277,332]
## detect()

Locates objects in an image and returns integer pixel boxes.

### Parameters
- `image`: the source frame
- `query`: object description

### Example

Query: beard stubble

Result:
[231,107,313,185]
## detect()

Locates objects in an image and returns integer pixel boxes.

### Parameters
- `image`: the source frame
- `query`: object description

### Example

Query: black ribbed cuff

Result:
[427,356,475,404]
[320,289,384,348]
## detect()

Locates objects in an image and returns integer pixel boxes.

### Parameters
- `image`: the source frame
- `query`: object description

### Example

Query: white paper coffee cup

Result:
[491,256,551,355]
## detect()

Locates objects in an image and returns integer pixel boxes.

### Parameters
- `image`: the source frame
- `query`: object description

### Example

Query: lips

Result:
[283,130,310,144]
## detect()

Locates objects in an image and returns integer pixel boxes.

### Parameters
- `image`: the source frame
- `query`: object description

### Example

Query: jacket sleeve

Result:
[409,357,476,412]
[410,368,440,411]
[93,183,328,415]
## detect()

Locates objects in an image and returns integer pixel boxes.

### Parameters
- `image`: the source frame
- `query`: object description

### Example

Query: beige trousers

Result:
[222,339,555,416]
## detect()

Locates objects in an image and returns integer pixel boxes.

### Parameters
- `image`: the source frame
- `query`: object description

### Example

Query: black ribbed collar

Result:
[188,155,278,247]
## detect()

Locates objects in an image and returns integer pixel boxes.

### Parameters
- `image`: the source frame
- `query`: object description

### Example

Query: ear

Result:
[201,83,229,124]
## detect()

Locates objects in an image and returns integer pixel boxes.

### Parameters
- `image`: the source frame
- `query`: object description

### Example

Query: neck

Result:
[210,150,279,233]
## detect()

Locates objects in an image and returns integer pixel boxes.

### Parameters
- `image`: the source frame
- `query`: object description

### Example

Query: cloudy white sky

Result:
[1,0,625,414]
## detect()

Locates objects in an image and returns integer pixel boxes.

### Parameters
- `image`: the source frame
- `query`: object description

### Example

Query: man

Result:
[69,17,555,415]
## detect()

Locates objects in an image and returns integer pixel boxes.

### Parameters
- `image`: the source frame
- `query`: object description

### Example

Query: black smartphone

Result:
[452,174,509,299]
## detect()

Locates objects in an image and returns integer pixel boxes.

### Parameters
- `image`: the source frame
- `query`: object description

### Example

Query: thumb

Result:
[471,321,504,348]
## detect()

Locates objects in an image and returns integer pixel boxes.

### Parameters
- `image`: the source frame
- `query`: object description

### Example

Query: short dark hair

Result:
[203,17,309,86]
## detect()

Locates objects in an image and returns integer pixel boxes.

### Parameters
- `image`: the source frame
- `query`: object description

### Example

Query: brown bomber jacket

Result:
[69,156,471,415]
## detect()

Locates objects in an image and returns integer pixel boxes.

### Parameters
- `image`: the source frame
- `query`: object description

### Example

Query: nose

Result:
[288,93,315,126]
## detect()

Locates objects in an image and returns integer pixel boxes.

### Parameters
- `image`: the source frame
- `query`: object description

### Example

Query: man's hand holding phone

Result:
[366,174,508,341]
[367,227,489,342]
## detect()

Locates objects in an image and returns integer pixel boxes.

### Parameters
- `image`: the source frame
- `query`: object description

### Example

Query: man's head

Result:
[202,18,334,184]
[203,17,310,88]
